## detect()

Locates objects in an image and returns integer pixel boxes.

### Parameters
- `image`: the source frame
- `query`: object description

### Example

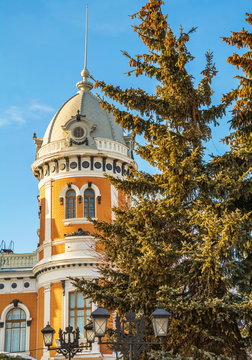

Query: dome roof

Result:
[42,87,125,147]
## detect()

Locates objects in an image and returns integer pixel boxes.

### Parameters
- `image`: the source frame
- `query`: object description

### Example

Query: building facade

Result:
[0,68,135,359]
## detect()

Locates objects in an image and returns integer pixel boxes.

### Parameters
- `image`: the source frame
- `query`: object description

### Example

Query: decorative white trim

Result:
[63,217,97,226]
[80,183,101,197]
[37,172,126,189]
[36,137,130,159]
[44,284,51,325]
[60,184,81,198]
[0,303,32,354]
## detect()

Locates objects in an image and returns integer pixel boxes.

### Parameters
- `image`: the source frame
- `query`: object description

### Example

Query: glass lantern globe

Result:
[151,307,170,337]
[84,322,95,343]
[91,306,110,337]
[41,323,55,347]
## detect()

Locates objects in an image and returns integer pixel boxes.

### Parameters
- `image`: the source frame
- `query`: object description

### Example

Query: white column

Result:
[41,284,51,360]
[111,185,118,220]
[44,180,52,258]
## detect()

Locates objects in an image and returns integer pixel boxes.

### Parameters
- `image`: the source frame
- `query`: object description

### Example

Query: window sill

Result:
[63,217,97,226]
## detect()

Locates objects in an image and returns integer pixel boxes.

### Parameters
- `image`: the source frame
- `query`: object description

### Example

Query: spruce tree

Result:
[73,2,252,359]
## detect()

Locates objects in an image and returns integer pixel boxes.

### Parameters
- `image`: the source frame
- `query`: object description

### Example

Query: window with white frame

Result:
[84,188,95,218]
[5,308,26,352]
[69,292,91,339]
[65,189,76,219]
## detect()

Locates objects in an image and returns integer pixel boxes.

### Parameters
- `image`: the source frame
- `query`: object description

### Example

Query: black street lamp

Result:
[91,306,170,360]
[41,323,94,360]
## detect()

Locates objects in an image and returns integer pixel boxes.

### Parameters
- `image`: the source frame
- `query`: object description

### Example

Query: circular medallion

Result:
[94,162,102,169]
[116,166,121,173]
[60,163,66,171]
[0,283,4,289]
[11,283,17,289]
[82,161,90,168]
[70,162,77,169]
[24,282,30,288]
[50,165,56,173]
[106,163,112,171]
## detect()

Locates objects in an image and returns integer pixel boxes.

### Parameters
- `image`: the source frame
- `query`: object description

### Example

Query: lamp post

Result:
[91,306,170,360]
[41,323,94,360]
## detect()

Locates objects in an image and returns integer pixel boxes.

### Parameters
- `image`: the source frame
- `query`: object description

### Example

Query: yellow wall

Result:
[51,177,112,243]
[50,282,63,356]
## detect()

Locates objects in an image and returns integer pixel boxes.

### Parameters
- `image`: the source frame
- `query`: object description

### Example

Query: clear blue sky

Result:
[0,0,250,254]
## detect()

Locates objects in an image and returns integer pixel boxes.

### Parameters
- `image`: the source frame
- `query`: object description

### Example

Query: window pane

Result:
[12,309,21,319]
[77,317,84,335]
[69,317,75,327]
[12,328,20,352]
[20,328,26,351]
[89,207,95,218]
[5,329,11,352]
[66,190,76,219]
[69,293,75,308]
[84,188,95,218]
[77,293,84,307]
[85,298,91,307]
[85,189,94,196]
[20,310,26,319]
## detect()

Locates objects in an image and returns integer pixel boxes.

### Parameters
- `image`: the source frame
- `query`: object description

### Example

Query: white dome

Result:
[42,88,125,147]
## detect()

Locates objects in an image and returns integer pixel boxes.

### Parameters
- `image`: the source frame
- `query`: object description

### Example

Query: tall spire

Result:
[84,4,88,72]
[77,3,93,91]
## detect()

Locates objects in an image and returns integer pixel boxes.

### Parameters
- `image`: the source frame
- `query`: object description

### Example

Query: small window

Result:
[66,189,76,219]
[84,188,95,218]
[69,292,92,339]
[73,126,85,138]
[5,308,26,352]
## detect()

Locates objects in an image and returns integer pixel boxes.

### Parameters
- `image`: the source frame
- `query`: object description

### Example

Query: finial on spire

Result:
[76,3,93,91]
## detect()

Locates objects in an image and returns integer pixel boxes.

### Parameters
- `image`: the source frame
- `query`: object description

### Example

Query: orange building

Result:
[0,65,136,359]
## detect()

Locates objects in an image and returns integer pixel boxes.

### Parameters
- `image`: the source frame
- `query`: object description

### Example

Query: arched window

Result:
[66,189,76,219]
[84,188,95,218]
[5,308,26,352]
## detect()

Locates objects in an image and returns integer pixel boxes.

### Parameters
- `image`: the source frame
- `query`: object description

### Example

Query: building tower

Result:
[31,63,135,359]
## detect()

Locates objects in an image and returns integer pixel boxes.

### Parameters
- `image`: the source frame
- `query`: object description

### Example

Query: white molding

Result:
[0,303,32,353]
[80,183,101,197]
[33,150,134,173]
[44,181,52,257]
[35,267,99,289]
[63,217,96,226]
[34,137,131,162]
[37,172,123,189]
[44,283,51,325]
[60,184,80,198]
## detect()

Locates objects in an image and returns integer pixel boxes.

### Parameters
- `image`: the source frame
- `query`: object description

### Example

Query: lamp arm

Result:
[97,338,164,346]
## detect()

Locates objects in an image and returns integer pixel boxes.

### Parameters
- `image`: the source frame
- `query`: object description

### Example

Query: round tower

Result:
[32,70,135,359]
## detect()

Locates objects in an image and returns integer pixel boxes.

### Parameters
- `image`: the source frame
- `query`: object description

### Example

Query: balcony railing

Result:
[0,253,37,270]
